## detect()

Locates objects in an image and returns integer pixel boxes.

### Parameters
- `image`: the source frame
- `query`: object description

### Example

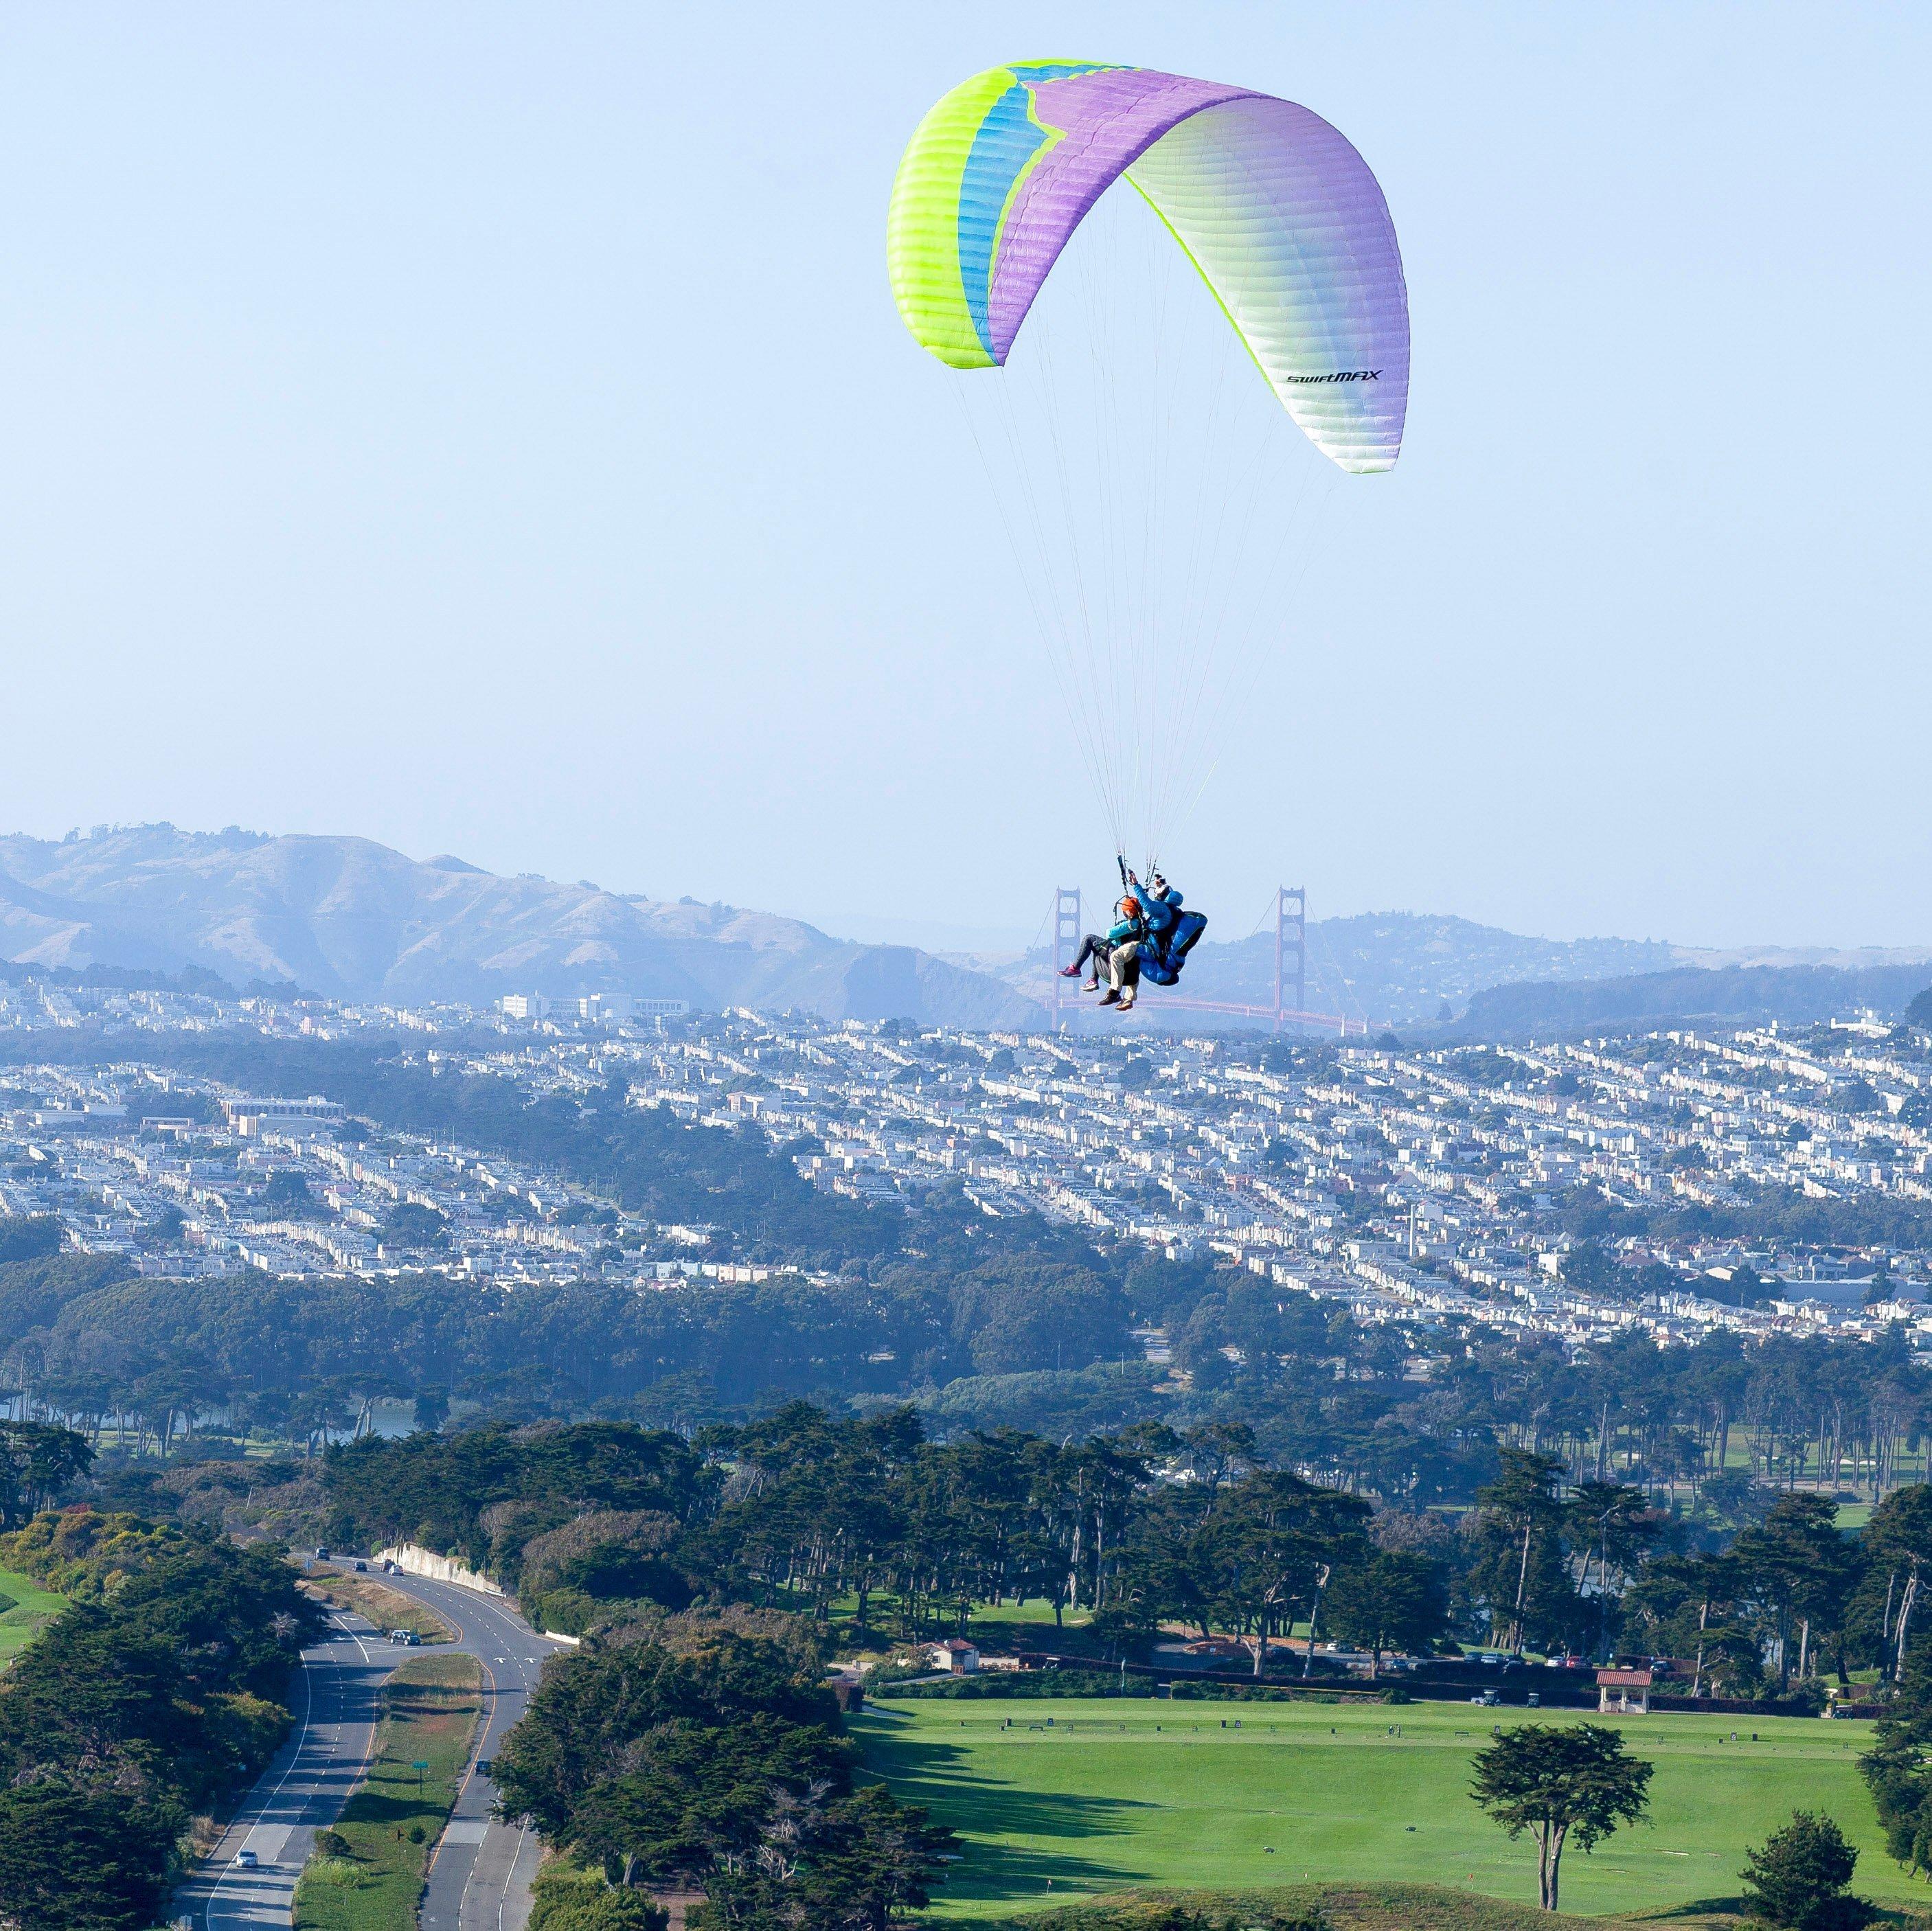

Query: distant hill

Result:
[1456,960,1932,1041]
[0,826,1043,1029]
[983,908,1932,1035]
[4,829,1922,1040]
[1176,913,1683,1026]
[988,911,1684,1027]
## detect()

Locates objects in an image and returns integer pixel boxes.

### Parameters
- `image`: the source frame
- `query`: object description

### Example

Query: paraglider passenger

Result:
[1104,919,1141,1010]
[1060,896,1145,998]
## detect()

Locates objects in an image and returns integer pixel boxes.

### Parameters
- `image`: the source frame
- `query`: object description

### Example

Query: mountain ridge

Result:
[0,825,1043,1028]
[3,826,1927,1036]
[982,910,1932,1029]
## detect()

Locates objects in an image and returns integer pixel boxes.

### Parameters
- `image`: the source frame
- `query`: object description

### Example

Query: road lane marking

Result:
[202,1622,330,1928]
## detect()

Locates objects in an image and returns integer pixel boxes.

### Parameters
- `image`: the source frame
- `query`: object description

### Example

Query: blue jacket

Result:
[1129,880,1179,938]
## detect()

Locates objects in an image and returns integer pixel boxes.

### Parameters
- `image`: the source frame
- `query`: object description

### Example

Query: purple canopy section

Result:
[984,69,1249,359]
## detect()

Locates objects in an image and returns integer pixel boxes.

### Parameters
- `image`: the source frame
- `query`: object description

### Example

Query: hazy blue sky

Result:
[1,5,1926,952]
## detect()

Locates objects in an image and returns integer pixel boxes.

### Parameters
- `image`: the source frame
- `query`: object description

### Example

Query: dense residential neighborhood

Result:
[3,972,1929,1369]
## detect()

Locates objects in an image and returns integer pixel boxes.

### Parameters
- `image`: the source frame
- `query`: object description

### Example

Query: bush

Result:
[527,1587,609,1638]
[886,1668,1155,1700]
[303,1855,362,1888]
[1740,1812,1874,1931]
[530,1864,669,1931]
[995,1903,1326,1931]
[1167,1681,1364,1704]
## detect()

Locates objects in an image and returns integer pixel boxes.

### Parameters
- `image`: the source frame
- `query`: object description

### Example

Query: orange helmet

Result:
[1118,896,1139,920]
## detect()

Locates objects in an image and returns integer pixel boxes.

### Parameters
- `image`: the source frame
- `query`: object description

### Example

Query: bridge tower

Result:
[1052,887,1083,1031]
[1275,887,1308,1031]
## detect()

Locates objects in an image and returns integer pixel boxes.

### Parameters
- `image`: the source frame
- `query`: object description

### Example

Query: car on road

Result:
[476,1758,494,1776]
[353,1559,367,1571]
[389,1628,420,1645]
[234,1849,258,1869]
[313,1546,330,1561]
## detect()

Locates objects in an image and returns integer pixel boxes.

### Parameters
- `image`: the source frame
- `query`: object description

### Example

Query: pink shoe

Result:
[1058,964,1080,977]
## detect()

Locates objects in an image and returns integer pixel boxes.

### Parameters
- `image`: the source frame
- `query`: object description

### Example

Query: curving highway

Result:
[172,1564,566,1931]
[350,1562,571,1931]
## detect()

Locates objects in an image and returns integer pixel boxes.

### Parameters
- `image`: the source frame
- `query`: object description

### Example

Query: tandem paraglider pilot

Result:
[1060,864,1208,1013]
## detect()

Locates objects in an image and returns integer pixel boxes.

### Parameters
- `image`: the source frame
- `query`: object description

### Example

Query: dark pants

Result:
[1070,933,1110,975]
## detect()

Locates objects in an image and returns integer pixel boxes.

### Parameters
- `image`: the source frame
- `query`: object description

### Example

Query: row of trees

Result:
[324,1408,1443,1666]
[14,1229,1932,1522]
[326,1402,1932,1700]
[0,1501,320,1930]
[321,1405,1932,1690]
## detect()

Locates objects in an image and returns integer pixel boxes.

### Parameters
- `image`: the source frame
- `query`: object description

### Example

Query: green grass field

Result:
[856,1696,1918,1922]
[0,1564,67,1667]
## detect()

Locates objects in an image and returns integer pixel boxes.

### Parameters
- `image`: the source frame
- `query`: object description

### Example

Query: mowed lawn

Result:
[855,1697,1907,1921]
[0,1565,67,1667]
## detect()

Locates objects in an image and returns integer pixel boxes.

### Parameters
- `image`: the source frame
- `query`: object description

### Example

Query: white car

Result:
[234,1849,258,1869]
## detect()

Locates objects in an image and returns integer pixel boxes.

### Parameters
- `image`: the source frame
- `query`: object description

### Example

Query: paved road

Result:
[176,1610,398,1931]
[173,1563,565,1931]
[354,1564,571,1931]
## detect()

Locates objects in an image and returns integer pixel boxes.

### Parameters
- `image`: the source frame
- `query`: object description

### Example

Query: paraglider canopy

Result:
[888,60,1409,474]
